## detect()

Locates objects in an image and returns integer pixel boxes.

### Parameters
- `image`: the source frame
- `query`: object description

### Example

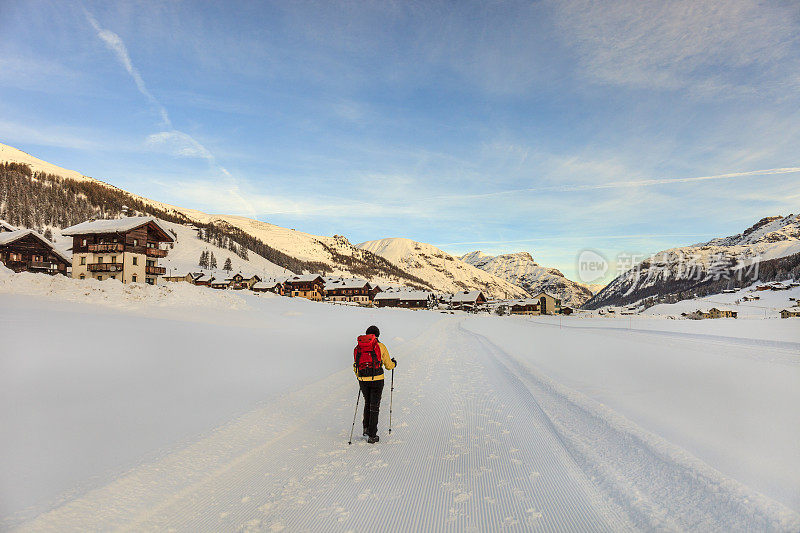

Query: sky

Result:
[1,0,799,282]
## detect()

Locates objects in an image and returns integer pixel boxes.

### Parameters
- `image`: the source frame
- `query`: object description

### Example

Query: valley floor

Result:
[1,275,799,531]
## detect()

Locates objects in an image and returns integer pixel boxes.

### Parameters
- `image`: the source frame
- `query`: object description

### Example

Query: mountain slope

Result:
[585,215,800,309]
[460,251,594,307]
[0,142,431,288]
[357,238,529,299]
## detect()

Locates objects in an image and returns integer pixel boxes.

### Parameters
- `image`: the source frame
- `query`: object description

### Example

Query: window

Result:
[133,239,138,246]
[132,275,137,282]
[111,256,117,263]
[82,239,87,247]
[132,257,138,266]
[80,274,85,280]
[80,256,86,266]
[97,256,103,263]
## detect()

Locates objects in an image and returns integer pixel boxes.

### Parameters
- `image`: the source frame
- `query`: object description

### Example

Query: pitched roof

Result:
[324,278,371,290]
[253,281,281,289]
[62,216,173,242]
[0,220,17,232]
[285,274,324,283]
[374,290,432,301]
[0,229,71,262]
[451,290,485,303]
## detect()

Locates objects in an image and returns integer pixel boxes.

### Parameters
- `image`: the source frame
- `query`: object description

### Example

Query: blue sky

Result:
[1,0,799,282]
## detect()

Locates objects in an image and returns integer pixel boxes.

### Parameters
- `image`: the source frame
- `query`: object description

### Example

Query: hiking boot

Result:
[367,435,380,444]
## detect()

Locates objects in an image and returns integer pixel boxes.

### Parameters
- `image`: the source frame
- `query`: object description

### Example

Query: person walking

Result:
[353,325,396,443]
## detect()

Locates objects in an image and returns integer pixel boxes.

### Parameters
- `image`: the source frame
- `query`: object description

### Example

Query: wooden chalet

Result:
[780,307,800,319]
[284,274,325,301]
[375,290,432,309]
[450,290,487,311]
[324,278,374,304]
[210,279,231,289]
[508,298,540,315]
[252,280,284,295]
[227,272,261,290]
[62,217,173,285]
[0,229,71,275]
[163,272,215,286]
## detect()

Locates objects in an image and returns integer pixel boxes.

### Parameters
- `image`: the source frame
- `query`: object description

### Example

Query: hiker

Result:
[353,325,396,443]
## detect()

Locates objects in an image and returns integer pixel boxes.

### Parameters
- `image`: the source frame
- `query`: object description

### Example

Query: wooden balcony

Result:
[87,262,124,272]
[146,265,166,275]
[88,243,124,253]
[145,247,167,258]
[29,261,59,270]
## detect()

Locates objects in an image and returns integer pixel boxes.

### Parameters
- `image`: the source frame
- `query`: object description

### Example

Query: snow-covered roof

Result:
[451,290,485,303]
[375,290,432,301]
[252,281,281,289]
[0,229,71,263]
[324,278,370,290]
[62,217,173,241]
[285,274,324,283]
[0,220,16,232]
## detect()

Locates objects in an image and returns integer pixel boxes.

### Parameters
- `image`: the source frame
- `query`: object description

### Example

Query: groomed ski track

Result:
[15,318,799,532]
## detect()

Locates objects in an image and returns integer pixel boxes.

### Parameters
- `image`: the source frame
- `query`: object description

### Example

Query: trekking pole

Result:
[348,389,361,445]
[388,369,394,435]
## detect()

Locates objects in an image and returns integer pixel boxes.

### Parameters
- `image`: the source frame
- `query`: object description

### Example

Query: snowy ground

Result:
[1,270,799,531]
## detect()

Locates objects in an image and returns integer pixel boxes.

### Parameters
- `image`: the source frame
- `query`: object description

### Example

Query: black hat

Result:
[366,325,380,337]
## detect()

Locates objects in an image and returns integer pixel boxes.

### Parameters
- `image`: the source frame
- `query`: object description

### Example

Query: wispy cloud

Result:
[83,9,254,214]
[429,166,800,201]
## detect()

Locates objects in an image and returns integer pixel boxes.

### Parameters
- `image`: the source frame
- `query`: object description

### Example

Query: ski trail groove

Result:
[461,322,800,532]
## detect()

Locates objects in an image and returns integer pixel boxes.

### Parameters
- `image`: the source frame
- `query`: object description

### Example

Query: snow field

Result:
[2,270,799,531]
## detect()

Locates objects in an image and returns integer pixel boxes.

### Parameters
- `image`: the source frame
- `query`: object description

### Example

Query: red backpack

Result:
[354,334,381,371]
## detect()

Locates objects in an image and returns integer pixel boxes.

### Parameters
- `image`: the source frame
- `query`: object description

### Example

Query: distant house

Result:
[210,278,231,290]
[0,229,71,275]
[742,295,760,301]
[375,290,432,309]
[163,272,215,286]
[324,278,374,304]
[780,307,800,319]
[252,280,284,295]
[561,306,574,315]
[228,272,261,290]
[534,292,561,315]
[508,298,540,315]
[284,274,325,300]
[687,307,738,319]
[62,217,173,285]
[450,290,487,311]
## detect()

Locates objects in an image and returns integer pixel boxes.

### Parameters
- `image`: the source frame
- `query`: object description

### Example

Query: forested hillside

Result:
[0,162,430,286]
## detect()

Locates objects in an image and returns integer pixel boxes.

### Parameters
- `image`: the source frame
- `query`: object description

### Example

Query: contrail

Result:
[432,166,800,201]
[84,10,256,216]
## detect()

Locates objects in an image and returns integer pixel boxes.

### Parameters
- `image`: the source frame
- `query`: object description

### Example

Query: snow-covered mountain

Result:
[357,238,529,299]
[585,214,800,309]
[0,143,431,289]
[460,251,594,307]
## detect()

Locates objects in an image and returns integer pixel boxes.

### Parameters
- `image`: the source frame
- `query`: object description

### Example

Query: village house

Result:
[227,272,261,290]
[284,274,325,300]
[63,217,173,285]
[0,229,71,275]
[685,307,738,319]
[375,290,432,309]
[162,272,215,286]
[508,298,540,315]
[324,278,376,304]
[534,292,561,315]
[450,290,487,311]
[780,307,800,319]
[210,278,231,290]
[252,280,284,295]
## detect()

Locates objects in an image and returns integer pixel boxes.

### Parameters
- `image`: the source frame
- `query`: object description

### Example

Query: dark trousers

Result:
[359,379,384,438]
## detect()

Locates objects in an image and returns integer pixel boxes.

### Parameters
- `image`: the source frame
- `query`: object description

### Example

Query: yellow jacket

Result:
[354,342,395,381]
